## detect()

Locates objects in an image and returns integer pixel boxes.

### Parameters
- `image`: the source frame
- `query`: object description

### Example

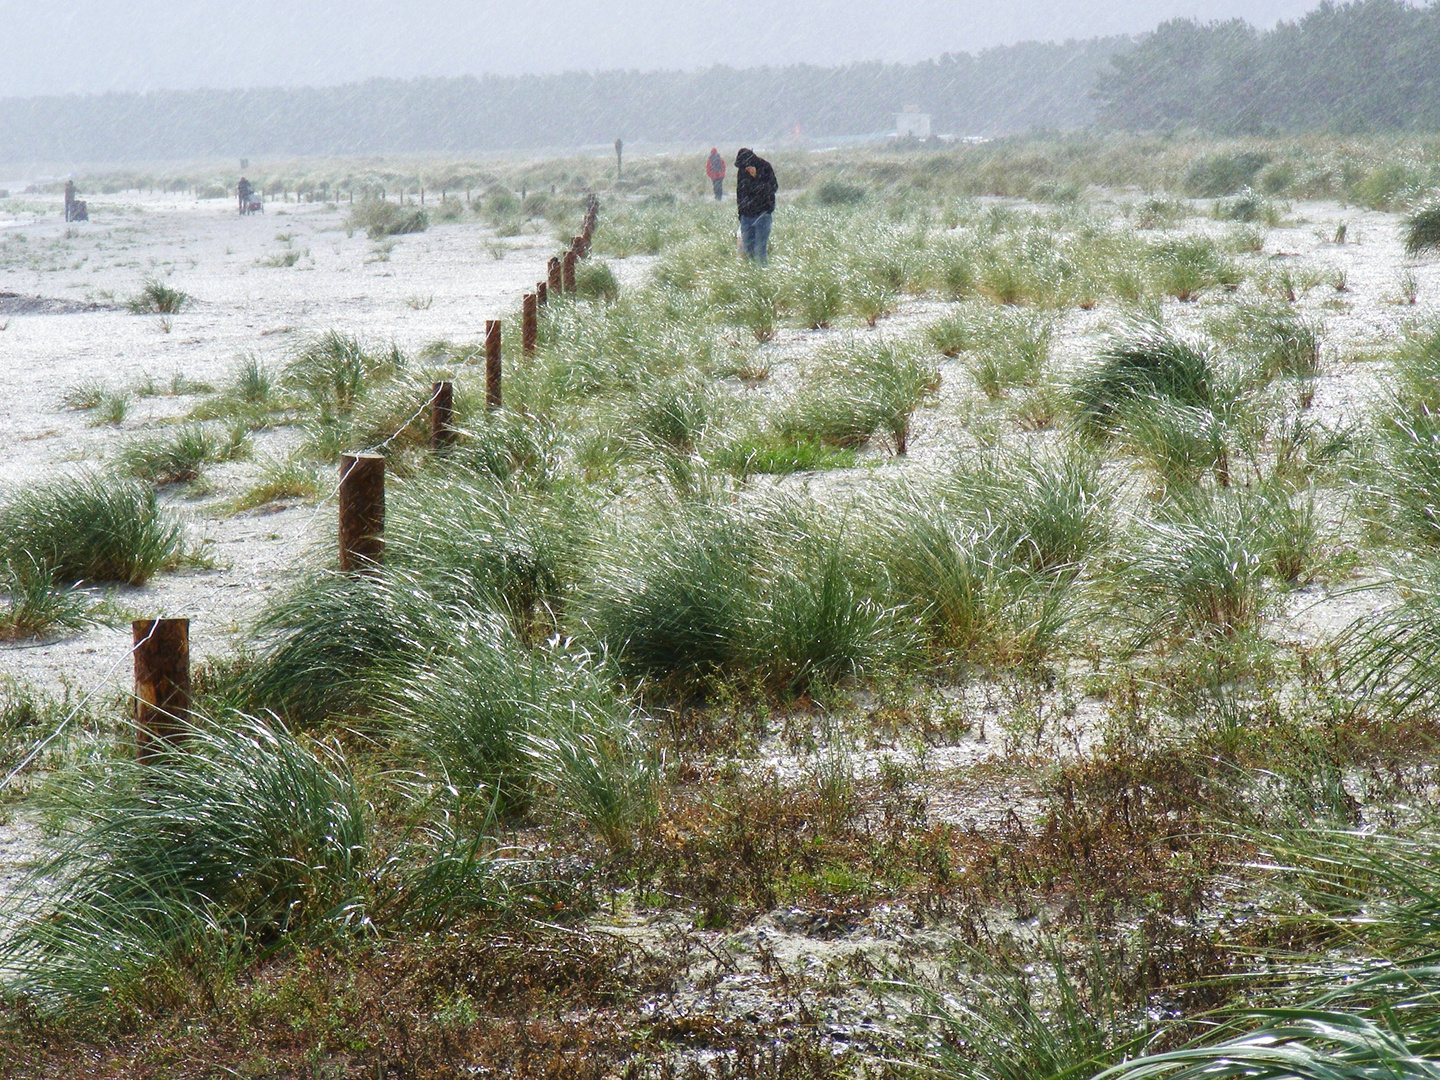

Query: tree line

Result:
[0,41,1123,165]
[1096,0,1440,134]
[2,0,1438,166]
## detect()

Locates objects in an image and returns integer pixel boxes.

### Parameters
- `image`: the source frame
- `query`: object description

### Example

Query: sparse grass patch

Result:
[1149,235,1240,301]
[224,457,323,513]
[59,379,107,411]
[284,330,404,415]
[347,199,428,240]
[126,279,191,314]
[0,556,94,641]
[1208,300,1322,381]
[117,423,251,485]
[930,306,1053,398]
[711,434,858,477]
[259,248,303,268]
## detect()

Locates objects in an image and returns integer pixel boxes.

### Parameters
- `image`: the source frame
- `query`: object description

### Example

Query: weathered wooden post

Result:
[548,256,563,295]
[338,453,385,572]
[134,618,190,762]
[573,234,587,258]
[430,380,455,449]
[563,250,577,293]
[522,293,538,356]
[536,280,548,306]
[485,319,502,410]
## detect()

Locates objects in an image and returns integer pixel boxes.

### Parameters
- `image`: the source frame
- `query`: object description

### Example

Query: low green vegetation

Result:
[13,138,1440,1080]
[347,198,429,239]
[0,471,184,586]
[117,423,251,485]
[125,279,191,314]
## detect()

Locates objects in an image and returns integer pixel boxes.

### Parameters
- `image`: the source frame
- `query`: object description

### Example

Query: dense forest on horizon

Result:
[5,0,1440,168]
[0,40,1123,167]
[1098,0,1440,134]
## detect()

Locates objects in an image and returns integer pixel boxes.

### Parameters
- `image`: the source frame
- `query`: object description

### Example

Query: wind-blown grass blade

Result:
[0,714,368,1009]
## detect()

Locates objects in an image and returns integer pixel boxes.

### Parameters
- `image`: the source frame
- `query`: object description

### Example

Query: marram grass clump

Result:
[126,279,191,314]
[1405,204,1440,257]
[0,470,184,585]
[0,714,368,1008]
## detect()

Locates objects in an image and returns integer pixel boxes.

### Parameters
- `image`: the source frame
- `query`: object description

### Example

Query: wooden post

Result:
[485,319,502,410]
[563,250,577,293]
[536,280,548,306]
[548,256,562,295]
[134,618,190,762]
[522,293,537,356]
[573,234,586,258]
[430,380,455,449]
[338,453,385,571]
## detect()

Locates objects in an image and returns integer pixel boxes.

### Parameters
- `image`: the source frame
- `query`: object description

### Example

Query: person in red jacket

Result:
[706,148,726,201]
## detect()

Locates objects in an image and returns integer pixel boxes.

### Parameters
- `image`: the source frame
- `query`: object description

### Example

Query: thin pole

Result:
[522,293,537,356]
[430,380,455,449]
[338,453,385,571]
[485,319,502,409]
[134,618,190,762]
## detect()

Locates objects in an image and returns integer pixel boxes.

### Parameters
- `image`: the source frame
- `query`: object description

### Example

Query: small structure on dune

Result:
[895,106,932,139]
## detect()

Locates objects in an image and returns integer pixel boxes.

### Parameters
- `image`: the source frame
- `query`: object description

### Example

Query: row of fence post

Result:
[130,196,600,757]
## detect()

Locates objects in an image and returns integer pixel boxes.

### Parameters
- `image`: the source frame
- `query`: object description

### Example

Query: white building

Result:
[895,108,932,139]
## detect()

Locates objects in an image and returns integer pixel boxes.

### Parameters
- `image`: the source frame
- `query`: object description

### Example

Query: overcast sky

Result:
[0,0,1325,98]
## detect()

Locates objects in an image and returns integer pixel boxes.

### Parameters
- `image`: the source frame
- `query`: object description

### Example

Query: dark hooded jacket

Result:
[734,148,778,217]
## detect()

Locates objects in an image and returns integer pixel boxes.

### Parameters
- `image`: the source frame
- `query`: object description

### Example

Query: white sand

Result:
[0,190,568,695]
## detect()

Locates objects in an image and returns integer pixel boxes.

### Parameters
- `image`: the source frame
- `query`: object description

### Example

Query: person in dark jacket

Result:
[706,148,726,200]
[734,148,778,264]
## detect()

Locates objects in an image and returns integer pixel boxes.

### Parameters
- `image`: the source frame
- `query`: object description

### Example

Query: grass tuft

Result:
[1404,204,1440,257]
[126,279,191,314]
[0,714,368,1008]
[0,555,93,641]
[1074,320,1214,438]
[0,471,185,585]
[284,331,404,414]
[347,199,428,240]
[781,336,939,454]
[118,423,251,485]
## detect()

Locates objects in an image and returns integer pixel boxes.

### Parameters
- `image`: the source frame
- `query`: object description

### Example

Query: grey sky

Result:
[0,0,1323,98]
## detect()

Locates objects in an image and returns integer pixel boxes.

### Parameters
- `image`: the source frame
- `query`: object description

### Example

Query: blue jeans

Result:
[712,177,724,200]
[740,212,772,264]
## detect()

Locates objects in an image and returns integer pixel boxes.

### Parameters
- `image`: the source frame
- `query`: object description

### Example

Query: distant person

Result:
[706,148,726,200]
[734,148,778,264]
[63,180,87,222]
[237,177,253,214]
